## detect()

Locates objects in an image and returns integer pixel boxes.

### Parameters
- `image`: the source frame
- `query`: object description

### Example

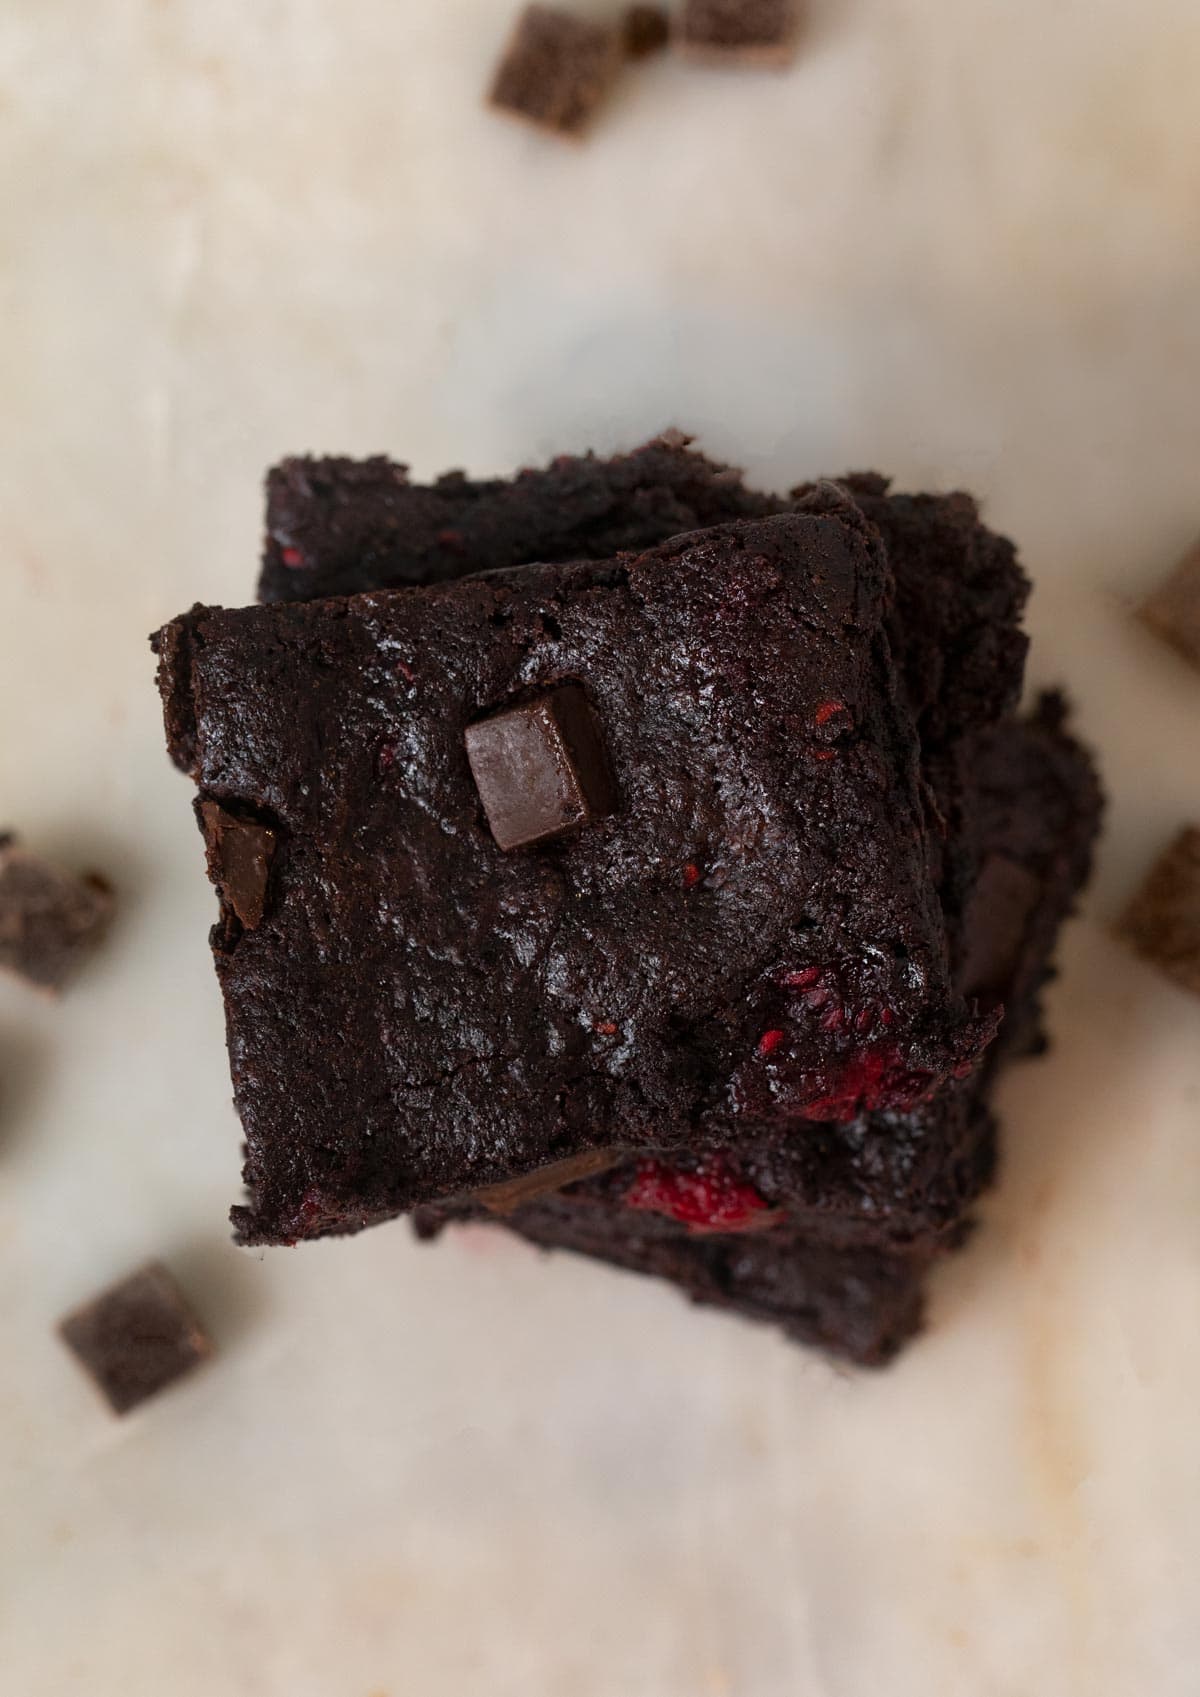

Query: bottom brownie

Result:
[414,697,1101,1363]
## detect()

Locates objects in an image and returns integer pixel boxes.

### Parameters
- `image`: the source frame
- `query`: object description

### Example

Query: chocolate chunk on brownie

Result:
[678,0,799,65]
[0,835,114,992]
[155,497,995,1245]
[1139,538,1200,674]
[489,5,621,137]
[621,5,670,58]
[1117,826,1200,996]
[258,434,773,607]
[59,1262,213,1415]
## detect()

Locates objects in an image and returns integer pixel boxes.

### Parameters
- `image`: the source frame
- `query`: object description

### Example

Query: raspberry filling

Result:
[624,1156,779,1234]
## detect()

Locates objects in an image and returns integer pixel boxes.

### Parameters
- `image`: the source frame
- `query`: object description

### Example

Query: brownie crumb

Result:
[678,0,799,64]
[1139,540,1200,675]
[622,4,670,58]
[1117,827,1200,996]
[490,5,622,137]
[58,1262,213,1416]
[0,835,114,993]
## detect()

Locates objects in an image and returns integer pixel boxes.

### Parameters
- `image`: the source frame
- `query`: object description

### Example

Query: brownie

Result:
[58,1262,213,1415]
[489,6,622,138]
[621,5,670,58]
[415,697,1102,1252]
[1139,538,1200,675]
[1117,826,1200,996]
[678,0,799,65]
[489,1199,936,1366]
[257,434,773,608]
[0,834,114,992]
[155,495,998,1246]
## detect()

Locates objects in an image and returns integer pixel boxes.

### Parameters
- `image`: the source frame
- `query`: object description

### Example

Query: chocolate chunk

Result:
[199,802,276,929]
[1117,827,1200,995]
[468,1147,623,1214]
[58,1262,213,1415]
[489,4,621,137]
[679,0,798,63]
[957,853,1041,1004]
[1139,540,1200,674]
[465,684,616,852]
[622,5,670,58]
[0,835,114,992]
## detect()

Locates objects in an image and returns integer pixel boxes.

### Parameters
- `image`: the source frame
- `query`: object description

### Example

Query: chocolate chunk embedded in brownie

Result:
[489,5,622,137]
[0,835,114,992]
[155,496,996,1246]
[59,1262,213,1415]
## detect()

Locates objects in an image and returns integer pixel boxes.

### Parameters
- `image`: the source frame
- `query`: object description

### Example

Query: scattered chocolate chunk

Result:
[465,684,617,852]
[957,853,1042,1005]
[678,0,799,64]
[58,1262,213,1415]
[489,5,622,137]
[1139,539,1200,674]
[199,802,276,930]
[622,4,670,58]
[1117,827,1200,996]
[0,835,114,992]
[468,1148,623,1214]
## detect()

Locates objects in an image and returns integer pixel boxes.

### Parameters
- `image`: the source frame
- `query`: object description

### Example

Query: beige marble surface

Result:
[2,2,1199,1691]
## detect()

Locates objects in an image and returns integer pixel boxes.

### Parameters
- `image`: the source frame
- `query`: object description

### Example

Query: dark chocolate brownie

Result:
[415,697,1102,1252]
[621,5,670,59]
[257,434,774,608]
[678,0,799,65]
[1139,538,1200,675]
[1117,826,1200,996]
[59,1262,213,1415]
[0,834,114,993]
[414,699,1101,1359]
[155,497,997,1245]
[489,6,622,138]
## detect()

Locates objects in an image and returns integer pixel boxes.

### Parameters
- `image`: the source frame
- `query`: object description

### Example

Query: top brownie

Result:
[156,494,994,1245]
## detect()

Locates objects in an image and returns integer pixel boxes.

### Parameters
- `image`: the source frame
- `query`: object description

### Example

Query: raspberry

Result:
[781,966,822,990]
[682,862,702,889]
[757,1027,786,1057]
[814,700,846,726]
[625,1157,777,1233]
[280,545,304,569]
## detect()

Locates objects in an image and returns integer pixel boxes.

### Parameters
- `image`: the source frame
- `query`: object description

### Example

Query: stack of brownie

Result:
[153,435,1100,1364]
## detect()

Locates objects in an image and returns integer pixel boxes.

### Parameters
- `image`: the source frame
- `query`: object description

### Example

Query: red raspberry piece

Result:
[757,1027,786,1057]
[625,1157,776,1234]
[682,862,702,889]
[280,545,304,569]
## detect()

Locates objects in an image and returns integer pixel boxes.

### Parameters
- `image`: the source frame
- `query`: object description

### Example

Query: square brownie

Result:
[1117,827,1200,996]
[489,6,622,138]
[415,698,1102,1360]
[678,0,799,66]
[155,495,996,1245]
[59,1262,213,1415]
[1138,538,1200,676]
[0,834,114,992]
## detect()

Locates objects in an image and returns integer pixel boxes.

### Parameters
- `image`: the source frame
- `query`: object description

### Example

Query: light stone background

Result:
[2,2,1199,1692]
